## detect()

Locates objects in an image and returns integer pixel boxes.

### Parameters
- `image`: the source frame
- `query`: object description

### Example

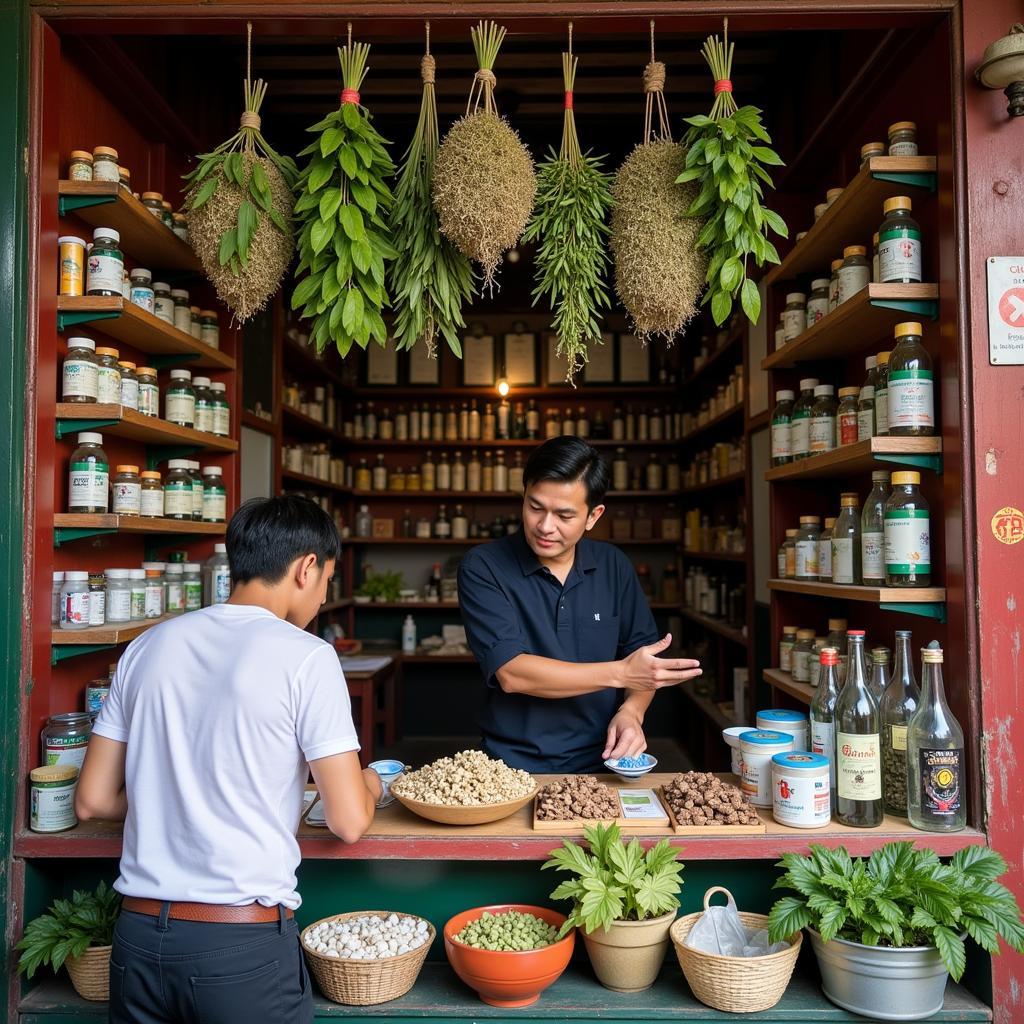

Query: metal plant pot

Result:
[808,929,950,1021]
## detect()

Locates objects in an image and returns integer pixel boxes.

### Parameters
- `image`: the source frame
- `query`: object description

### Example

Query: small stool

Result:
[344,660,398,766]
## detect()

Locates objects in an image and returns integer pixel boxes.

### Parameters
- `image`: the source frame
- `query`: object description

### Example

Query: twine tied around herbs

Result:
[643,21,671,143]
[561,23,582,167]
[239,23,268,144]
[466,20,506,116]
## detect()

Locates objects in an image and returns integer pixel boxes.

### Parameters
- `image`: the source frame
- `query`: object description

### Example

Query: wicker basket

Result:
[670,887,802,1013]
[65,944,111,1002]
[301,911,434,1006]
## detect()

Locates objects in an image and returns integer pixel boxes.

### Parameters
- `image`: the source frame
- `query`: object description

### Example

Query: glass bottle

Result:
[907,643,966,832]
[204,543,231,606]
[482,403,497,442]
[835,630,883,827]
[143,563,165,619]
[790,378,819,460]
[884,471,931,587]
[451,451,466,492]
[112,464,142,517]
[129,568,146,621]
[400,509,413,538]
[857,370,876,442]
[421,451,436,492]
[187,460,204,521]
[808,384,837,455]
[163,564,185,616]
[513,402,528,439]
[832,492,862,585]
[434,504,451,539]
[136,367,159,418]
[795,515,821,580]
[827,258,843,312]
[612,448,628,491]
[152,281,175,324]
[645,454,663,491]
[783,528,798,578]
[888,322,934,436]
[140,471,163,517]
[861,471,890,585]
[779,626,798,672]
[68,432,109,513]
[355,504,372,538]
[163,459,193,521]
[810,646,842,809]
[887,121,918,157]
[354,458,371,492]
[770,389,795,466]
[869,647,891,703]
[826,619,849,680]
[165,369,195,427]
[201,466,227,523]
[95,347,122,405]
[372,454,388,491]
[365,401,378,440]
[183,562,203,612]
[444,404,458,442]
[497,399,511,440]
[525,400,539,440]
[508,451,525,493]
[452,504,469,540]
[210,382,231,437]
[874,351,892,436]
[395,405,409,441]
[481,453,494,492]
[782,292,807,343]
[878,196,922,284]
[467,450,482,492]
[611,406,625,441]
[791,629,817,684]
[837,388,860,447]
[837,245,870,305]
[436,451,451,491]
[881,631,918,818]
[420,402,432,441]
[806,278,830,325]
[192,376,214,433]
[85,228,123,296]
[172,288,191,333]
[494,450,508,492]
[818,517,835,583]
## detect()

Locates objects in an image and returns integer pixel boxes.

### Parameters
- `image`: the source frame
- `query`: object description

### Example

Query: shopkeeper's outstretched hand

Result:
[619,634,701,692]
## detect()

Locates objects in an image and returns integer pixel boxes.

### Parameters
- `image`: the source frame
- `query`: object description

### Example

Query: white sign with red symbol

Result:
[987,257,1024,364]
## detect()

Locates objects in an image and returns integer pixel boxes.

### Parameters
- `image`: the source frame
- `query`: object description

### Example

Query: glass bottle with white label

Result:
[62,337,98,403]
[165,370,196,427]
[818,517,835,583]
[782,293,807,343]
[201,466,227,523]
[837,388,859,447]
[770,390,794,466]
[835,630,883,827]
[783,528,798,578]
[795,516,821,580]
[68,432,109,513]
[163,460,194,521]
[806,278,830,326]
[810,646,842,810]
[790,379,819,461]
[884,471,931,587]
[861,471,890,585]
[878,196,922,284]
[837,245,871,305]
[888,322,934,436]
[809,385,837,455]
[874,351,891,436]
[907,643,965,832]
[881,629,918,817]
[85,228,123,296]
[832,492,862,585]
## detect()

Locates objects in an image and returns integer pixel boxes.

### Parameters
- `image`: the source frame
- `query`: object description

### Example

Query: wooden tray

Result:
[390,786,539,826]
[532,788,671,833]
[660,787,768,836]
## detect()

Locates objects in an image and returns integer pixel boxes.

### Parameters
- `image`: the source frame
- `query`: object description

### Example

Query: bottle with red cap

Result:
[835,630,883,827]
[810,646,842,810]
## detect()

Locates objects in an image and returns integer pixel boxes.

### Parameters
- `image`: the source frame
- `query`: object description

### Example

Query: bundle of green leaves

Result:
[522,49,614,382]
[678,28,788,326]
[767,842,1024,981]
[543,823,684,936]
[389,44,474,358]
[16,881,121,978]
[292,39,397,356]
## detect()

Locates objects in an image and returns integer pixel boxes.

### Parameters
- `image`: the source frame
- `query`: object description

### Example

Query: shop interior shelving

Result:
[55,404,238,452]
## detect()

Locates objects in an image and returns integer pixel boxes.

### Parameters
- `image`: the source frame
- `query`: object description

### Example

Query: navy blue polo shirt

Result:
[457,530,659,774]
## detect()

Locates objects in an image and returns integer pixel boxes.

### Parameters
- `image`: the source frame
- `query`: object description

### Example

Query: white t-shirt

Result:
[92,603,359,909]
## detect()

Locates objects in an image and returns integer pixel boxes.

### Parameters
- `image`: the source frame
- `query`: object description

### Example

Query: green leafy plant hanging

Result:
[184,26,297,323]
[678,21,788,326]
[389,27,474,358]
[522,33,614,382]
[292,32,397,356]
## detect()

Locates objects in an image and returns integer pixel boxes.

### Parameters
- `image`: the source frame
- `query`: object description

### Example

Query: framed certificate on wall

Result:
[366,339,399,386]
[584,332,616,384]
[618,334,651,383]
[408,341,440,385]
[462,332,496,386]
[503,329,537,385]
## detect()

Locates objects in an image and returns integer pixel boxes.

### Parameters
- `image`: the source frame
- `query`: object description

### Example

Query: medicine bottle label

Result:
[163,482,192,517]
[107,589,131,621]
[154,295,175,323]
[857,407,874,442]
[139,383,159,418]
[884,509,931,574]
[130,588,146,619]
[45,737,88,769]
[782,308,806,342]
[202,491,227,522]
[130,286,155,313]
[837,265,870,304]
[86,252,123,294]
[806,296,828,326]
[831,538,855,584]
[918,748,962,817]
[890,724,908,751]
[888,370,934,430]
[879,229,922,283]
[31,783,76,832]
[145,584,163,618]
[791,415,810,457]
[191,481,204,517]
[771,421,791,460]
[140,488,164,517]
[809,415,835,453]
[166,581,184,612]
[213,568,232,604]
[166,393,196,425]
[112,481,142,516]
[195,403,214,433]
[62,359,98,401]
[69,464,108,509]
[87,590,105,626]
[875,386,889,434]
[862,532,884,579]
[184,581,202,611]
[840,409,859,446]
[811,719,837,791]
[818,538,833,579]
[837,732,882,800]
[795,540,819,578]
[213,406,230,436]
[120,377,139,411]
[97,368,121,405]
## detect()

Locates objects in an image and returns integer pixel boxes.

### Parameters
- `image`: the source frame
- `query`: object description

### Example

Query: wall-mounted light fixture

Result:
[976,24,1024,117]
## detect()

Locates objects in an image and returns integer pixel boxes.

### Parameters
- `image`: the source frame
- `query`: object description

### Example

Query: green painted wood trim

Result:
[55,310,119,333]
[872,170,938,193]
[57,194,115,217]
[54,419,119,440]
[869,297,940,320]
[53,528,117,547]
[50,644,117,666]
[880,601,948,623]
[875,452,944,474]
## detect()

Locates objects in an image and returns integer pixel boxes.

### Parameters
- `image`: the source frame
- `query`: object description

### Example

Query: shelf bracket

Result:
[875,453,944,475]
[58,193,116,217]
[147,445,200,470]
[871,170,938,194]
[870,298,939,321]
[51,642,116,665]
[54,418,119,440]
[57,310,119,333]
[54,527,116,547]
[149,353,199,370]
[880,601,947,623]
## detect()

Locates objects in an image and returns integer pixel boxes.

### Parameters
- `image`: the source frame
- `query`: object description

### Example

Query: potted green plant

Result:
[768,842,1024,1021]
[544,823,683,992]
[16,881,121,1002]
[355,569,404,604]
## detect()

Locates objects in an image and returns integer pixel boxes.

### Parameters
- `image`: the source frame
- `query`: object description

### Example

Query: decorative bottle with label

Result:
[907,643,965,832]
[835,630,884,827]
[878,196,922,284]
[810,646,842,810]
[770,389,795,466]
[884,471,931,587]
[861,471,890,585]
[790,379,819,461]
[881,629,919,817]
[831,493,862,585]
[888,322,934,435]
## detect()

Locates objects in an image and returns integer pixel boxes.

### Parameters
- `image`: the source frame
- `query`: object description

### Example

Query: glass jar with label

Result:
[87,572,106,626]
[837,245,870,305]
[888,322,934,435]
[166,369,195,427]
[774,316,785,352]
[104,568,132,623]
[874,351,891,436]
[68,150,93,180]
[190,306,202,339]
[795,516,821,580]
[791,629,817,683]
[819,517,835,583]
[134,367,157,418]
[782,292,807,343]
[164,563,185,616]
[878,196,922,284]
[860,141,885,166]
[779,626,798,671]
[827,258,843,311]
[112,464,142,516]
[188,461,204,520]
[152,282,175,324]
[202,466,227,522]
[42,712,92,768]
[140,470,163,517]
[884,471,931,587]
[115,361,139,411]
[887,120,918,157]
[91,146,120,182]
[68,432,108,513]
[770,389,794,466]
[51,571,63,626]
[205,381,230,437]
[59,572,90,629]
[192,377,214,433]
[62,337,98,403]
[143,563,165,618]
[182,562,202,612]
[129,268,154,313]
[837,388,860,446]
[86,228,123,296]
[172,214,189,242]
[30,765,79,833]
[200,311,220,348]
[94,347,121,405]
[171,289,192,333]
[790,378,818,461]
[142,191,165,219]
[783,528,798,578]
[862,470,891,585]
[163,460,193,520]
[118,167,131,191]
[129,568,146,620]
[809,384,837,455]
[832,492,862,585]
[805,278,830,326]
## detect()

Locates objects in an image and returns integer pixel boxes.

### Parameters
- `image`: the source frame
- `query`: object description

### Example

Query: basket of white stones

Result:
[301,911,435,1005]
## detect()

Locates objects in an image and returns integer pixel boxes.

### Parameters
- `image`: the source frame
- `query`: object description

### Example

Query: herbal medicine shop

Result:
[1,0,1022,1020]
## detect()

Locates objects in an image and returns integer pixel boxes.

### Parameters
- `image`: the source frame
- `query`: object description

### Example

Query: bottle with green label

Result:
[790,378,819,461]
[884,471,931,587]
[67,432,109,513]
[861,471,890,585]
[907,643,965,832]
[770,390,795,466]
[836,630,883,827]
[878,196,922,284]
[881,629,919,816]
[832,492,862,585]
[888,322,934,435]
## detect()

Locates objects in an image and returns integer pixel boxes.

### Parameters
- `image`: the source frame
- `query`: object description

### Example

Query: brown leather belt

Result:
[123,897,294,924]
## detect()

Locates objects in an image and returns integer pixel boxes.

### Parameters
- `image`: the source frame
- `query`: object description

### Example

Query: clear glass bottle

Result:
[370,454,387,492]
[171,289,191,333]
[200,311,220,349]
[95,347,122,405]
[451,504,469,540]
[836,630,883,827]
[193,376,215,433]
[201,466,227,522]
[165,369,196,427]
[783,528,798,578]
[111,464,142,517]
[770,389,795,466]
[874,351,892,436]
[782,292,807,342]
[857,355,876,441]
[810,646,842,809]
[187,460,203,521]
[434,504,451,539]
[62,337,98,403]
[878,196,922,284]
[481,453,494,492]
[888,322,934,436]
[790,378,818,460]
[421,451,436,491]
[128,569,146,621]
[888,121,918,156]
[837,245,871,304]
[779,626,798,672]
[451,451,466,492]
[612,448,628,491]
[163,459,194,521]
[806,278,830,325]
[51,570,64,626]
[204,542,231,606]
[117,361,139,411]
[837,388,859,447]
[884,471,931,587]
[861,140,885,166]
[509,450,525,493]
[466,450,481,492]
[907,643,966,832]
[136,367,158,418]
[881,631,919,818]
[85,228,123,296]
[152,281,175,324]
[355,504,372,538]
[143,563,165,619]
[832,492,862,585]
[164,563,185,616]
[827,258,843,312]
[809,384,837,455]
[861,470,891,585]
[59,572,90,630]
[494,450,509,492]
[826,618,849,677]
[818,517,835,583]
[869,647,891,703]
[190,306,202,340]
[68,432,109,513]
[210,382,231,437]
[795,515,821,580]
[792,629,817,683]
[354,458,371,491]
[436,451,451,491]
[68,150,93,180]
[104,568,132,623]
[141,191,165,219]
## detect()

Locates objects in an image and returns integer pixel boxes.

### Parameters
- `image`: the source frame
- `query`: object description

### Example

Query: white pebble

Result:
[325,949,339,958]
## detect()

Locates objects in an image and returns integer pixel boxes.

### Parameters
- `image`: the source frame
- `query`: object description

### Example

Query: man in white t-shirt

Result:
[75,495,382,1024]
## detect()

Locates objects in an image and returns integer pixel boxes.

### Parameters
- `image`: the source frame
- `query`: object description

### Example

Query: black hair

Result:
[523,436,610,509]
[226,495,342,585]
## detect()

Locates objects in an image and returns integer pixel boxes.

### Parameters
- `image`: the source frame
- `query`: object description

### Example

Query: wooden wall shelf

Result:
[342,438,681,450]
[50,613,174,663]
[768,578,946,620]
[683,471,746,493]
[281,405,346,442]
[54,514,224,546]
[681,549,747,564]
[680,403,745,445]
[55,404,238,452]
[348,489,682,500]
[280,469,350,493]
[680,606,748,647]
[681,325,745,388]
[764,667,816,706]
[765,437,942,481]
[346,385,678,400]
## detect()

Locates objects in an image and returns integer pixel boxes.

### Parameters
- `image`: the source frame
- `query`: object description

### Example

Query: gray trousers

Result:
[109,906,313,1024]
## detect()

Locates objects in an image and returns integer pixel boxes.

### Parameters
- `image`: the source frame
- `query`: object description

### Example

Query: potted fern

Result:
[768,842,1024,1020]
[16,881,121,1001]
[544,823,683,992]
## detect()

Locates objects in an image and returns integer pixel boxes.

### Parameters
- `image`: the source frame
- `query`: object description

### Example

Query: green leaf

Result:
[342,103,362,130]
[236,200,257,265]
[351,238,372,274]
[768,897,812,942]
[752,145,785,166]
[740,278,761,323]
[762,207,789,238]
[339,204,365,241]
[307,160,334,193]
[342,288,364,335]
[675,167,703,184]
[319,188,343,221]
[710,288,731,326]
[349,179,378,215]
[933,925,967,981]
[311,218,334,255]
[720,256,743,292]
[189,176,219,210]
[217,229,237,267]
[320,127,345,157]
[340,147,360,179]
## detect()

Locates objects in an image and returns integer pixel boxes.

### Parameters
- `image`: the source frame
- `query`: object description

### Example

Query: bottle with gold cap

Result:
[884,471,931,587]
[887,120,918,157]
[837,245,871,304]
[888,322,934,435]
[878,196,922,283]
[832,492,862,585]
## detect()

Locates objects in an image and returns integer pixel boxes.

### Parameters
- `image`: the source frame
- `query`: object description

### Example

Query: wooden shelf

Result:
[765,436,943,481]
[58,180,200,272]
[680,682,737,730]
[55,404,238,452]
[346,536,680,548]
[679,402,745,444]
[762,284,939,370]
[57,297,235,370]
[50,614,177,662]
[342,438,681,450]
[681,549,747,563]
[281,404,345,442]
[680,605,748,647]
[319,598,352,612]
[346,385,678,400]
[282,334,347,388]
[682,471,746,493]
[681,325,745,388]
[280,469,350,494]
[54,514,225,544]
[349,490,682,500]
[764,156,938,286]
[764,667,816,706]
[353,601,460,610]
[768,578,946,620]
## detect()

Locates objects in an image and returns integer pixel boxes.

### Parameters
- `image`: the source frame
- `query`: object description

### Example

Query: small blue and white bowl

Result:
[369,759,407,807]
[604,753,658,778]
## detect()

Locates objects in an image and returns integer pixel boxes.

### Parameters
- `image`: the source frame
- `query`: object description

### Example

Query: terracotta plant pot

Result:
[581,910,677,992]
[443,904,575,1008]
[65,944,111,1002]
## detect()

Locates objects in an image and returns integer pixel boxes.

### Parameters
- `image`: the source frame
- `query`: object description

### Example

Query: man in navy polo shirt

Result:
[458,436,702,774]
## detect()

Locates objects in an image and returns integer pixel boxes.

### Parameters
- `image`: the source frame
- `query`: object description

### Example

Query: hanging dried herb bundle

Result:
[522,38,614,382]
[291,34,397,356]
[433,21,536,291]
[185,28,297,323]
[678,22,788,326]
[610,32,708,343]
[389,29,474,358]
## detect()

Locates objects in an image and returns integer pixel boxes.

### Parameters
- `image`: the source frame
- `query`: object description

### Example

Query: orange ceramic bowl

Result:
[443,904,575,1008]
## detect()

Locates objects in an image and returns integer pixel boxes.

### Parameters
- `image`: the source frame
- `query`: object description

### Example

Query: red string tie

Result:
[713,79,733,95]
[341,88,361,105]
[564,91,574,111]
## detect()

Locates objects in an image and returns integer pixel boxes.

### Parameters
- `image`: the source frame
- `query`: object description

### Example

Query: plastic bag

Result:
[684,887,790,958]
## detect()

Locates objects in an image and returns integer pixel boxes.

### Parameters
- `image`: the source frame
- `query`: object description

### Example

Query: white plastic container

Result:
[722,726,749,776]
[756,709,810,751]
[771,751,832,829]
[740,730,794,807]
